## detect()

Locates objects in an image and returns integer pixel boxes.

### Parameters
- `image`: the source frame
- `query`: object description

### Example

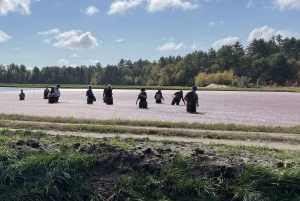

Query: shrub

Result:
[195,69,238,87]
[248,83,255,88]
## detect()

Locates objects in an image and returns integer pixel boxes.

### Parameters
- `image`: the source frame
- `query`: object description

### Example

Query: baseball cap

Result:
[192,86,197,90]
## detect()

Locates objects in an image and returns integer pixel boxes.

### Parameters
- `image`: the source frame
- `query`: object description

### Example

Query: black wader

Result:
[171,97,180,105]
[106,97,113,105]
[87,97,94,104]
[187,100,197,112]
[139,100,147,108]
[48,97,55,104]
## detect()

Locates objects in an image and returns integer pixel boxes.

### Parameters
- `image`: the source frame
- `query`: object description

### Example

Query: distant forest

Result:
[1,35,300,87]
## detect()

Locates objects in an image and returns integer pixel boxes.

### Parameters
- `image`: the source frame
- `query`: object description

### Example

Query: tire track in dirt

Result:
[1,120,300,150]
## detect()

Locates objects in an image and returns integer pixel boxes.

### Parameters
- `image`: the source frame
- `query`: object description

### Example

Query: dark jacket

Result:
[86,89,96,99]
[105,89,113,98]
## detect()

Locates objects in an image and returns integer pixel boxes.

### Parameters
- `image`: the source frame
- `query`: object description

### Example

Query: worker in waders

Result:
[184,86,199,113]
[154,89,164,103]
[172,90,185,105]
[103,83,108,103]
[44,86,50,99]
[86,85,96,104]
[136,88,147,108]
[19,89,25,100]
[105,85,113,105]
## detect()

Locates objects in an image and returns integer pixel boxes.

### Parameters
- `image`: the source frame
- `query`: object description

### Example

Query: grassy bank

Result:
[1,113,300,134]
[1,129,300,201]
[0,119,299,143]
[1,83,300,92]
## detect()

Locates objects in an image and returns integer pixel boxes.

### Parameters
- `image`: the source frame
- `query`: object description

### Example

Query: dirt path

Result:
[2,126,300,150]
[4,120,300,138]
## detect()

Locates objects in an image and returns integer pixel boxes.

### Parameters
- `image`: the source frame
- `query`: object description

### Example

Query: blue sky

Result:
[0,0,300,68]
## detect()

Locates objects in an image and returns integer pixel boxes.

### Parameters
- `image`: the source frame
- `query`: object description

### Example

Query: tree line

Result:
[1,34,300,87]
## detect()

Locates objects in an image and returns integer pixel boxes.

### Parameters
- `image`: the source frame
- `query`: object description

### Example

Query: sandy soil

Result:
[0,88,300,126]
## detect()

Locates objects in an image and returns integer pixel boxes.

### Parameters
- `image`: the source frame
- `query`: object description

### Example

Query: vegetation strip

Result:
[1,113,300,134]
[1,83,300,92]
[0,120,299,144]
[1,129,300,200]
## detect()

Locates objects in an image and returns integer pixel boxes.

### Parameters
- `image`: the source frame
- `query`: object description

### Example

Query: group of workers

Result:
[135,86,199,112]
[18,84,199,113]
[43,85,61,103]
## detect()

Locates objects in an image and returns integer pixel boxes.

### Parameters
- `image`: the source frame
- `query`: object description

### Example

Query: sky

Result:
[0,0,300,69]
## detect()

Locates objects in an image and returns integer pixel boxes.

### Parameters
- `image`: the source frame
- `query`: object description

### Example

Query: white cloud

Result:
[14,47,21,50]
[53,30,99,49]
[211,37,239,49]
[85,6,99,16]
[157,42,186,51]
[209,21,214,26]
[273,0,300,11]
[58,59,69,66]
[147,0,199,12]
[108,0,198,14]
[275,30,299,38]
[70,53,80,58]
[0,30,11,43]
[0,0,31,15]
[115,39,124,42]
[247,25,299,42]
[190,42,200,50]
[87,59,100,64]
[69,64,78,67]
[220,20,224,24]
[247,26,276,42]
[108,0,143,14]
[246,0,254,8]
[44,39,50,44]
[38,28,60,35]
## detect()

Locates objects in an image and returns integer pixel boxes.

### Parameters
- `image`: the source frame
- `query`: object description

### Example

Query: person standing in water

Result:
[47,87,56,103]
[44,85,50,99]
[19,89,25,100]
[103,83,108,103]
[154,89,164,103]
[105,85,113,105]
[54,85,61,103]
[86,85,96,104]
[136,88,147,108]
[184,86,199,113]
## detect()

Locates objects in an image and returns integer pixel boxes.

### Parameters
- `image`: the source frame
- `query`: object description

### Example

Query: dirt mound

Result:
[206,83,229,88]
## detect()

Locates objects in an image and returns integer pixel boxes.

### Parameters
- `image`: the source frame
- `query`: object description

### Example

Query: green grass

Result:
[1,113,300,134]
[0,120,299,144]
[1,83,300,92]
[233,165,300,201]
[2,128,300,200]
[206,143,300,163]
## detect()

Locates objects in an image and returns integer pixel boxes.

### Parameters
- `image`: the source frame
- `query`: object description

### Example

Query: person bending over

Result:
[172,90,185,105]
